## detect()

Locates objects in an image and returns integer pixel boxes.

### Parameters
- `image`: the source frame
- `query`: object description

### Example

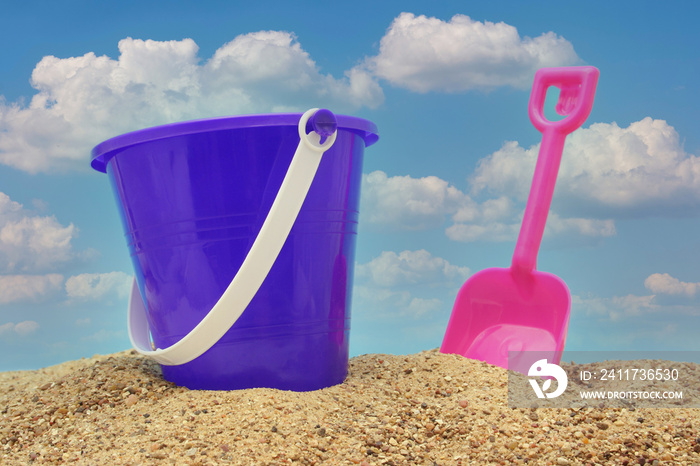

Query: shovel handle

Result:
[528,66,599,134]
[512,67,599,272]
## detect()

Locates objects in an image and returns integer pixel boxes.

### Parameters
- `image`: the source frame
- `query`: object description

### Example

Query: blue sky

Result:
[1,1,699,370]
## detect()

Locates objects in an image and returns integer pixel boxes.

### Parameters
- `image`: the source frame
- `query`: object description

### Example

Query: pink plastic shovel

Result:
[441,66,599,374]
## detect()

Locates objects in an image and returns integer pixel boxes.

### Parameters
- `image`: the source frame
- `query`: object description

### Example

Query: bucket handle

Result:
[127,108,338,365]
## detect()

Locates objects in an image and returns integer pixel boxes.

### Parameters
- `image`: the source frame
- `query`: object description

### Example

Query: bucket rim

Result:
[90,112,379,173]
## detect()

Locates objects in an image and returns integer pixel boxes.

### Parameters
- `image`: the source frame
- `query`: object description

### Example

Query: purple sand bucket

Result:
[91,109,378,391]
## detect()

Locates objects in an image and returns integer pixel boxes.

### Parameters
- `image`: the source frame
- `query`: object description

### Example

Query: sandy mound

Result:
[2,349,700,464]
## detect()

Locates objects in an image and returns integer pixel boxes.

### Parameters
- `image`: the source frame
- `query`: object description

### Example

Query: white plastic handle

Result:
[127,109,337,365]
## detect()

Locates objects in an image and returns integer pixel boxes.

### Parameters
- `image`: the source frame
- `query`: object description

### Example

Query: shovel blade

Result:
[441,267,571,374]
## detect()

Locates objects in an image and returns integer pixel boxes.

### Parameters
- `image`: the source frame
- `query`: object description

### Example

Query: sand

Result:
[2,349,700,465]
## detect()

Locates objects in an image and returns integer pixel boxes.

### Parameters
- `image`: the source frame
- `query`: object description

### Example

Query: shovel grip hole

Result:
[543,86,566,122]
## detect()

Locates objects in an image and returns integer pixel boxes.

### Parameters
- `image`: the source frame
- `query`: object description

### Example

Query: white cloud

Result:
[65,271,132,301]
[472,118,700,216]
[0,192,77,272]
[452,196,513,223]
[14,320,40,336]
[447,195,519,242]
[367,118,696,242]
[354,283,443,321]
[361,170,470,230]
[0,320,39,337]
[354,249,468,320]
[574,293,660,322]
[445,211,616,243]
[355,249,470,288]
[0,34,384,174]
[644,273,700,297]
[0,17,581,174]
[470,140,536,201]
[0,192,22,215]
[353,286,413,316]
[563,275,700,350]
[362,170,615,243]
[407,297,442,317]
[544,212,616,238]
[80,329,123,342]
[569,289,700,353]
[204,31,383,112]
[445,221,519,243]
[0,274,64,304]
[367,12,579,92]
